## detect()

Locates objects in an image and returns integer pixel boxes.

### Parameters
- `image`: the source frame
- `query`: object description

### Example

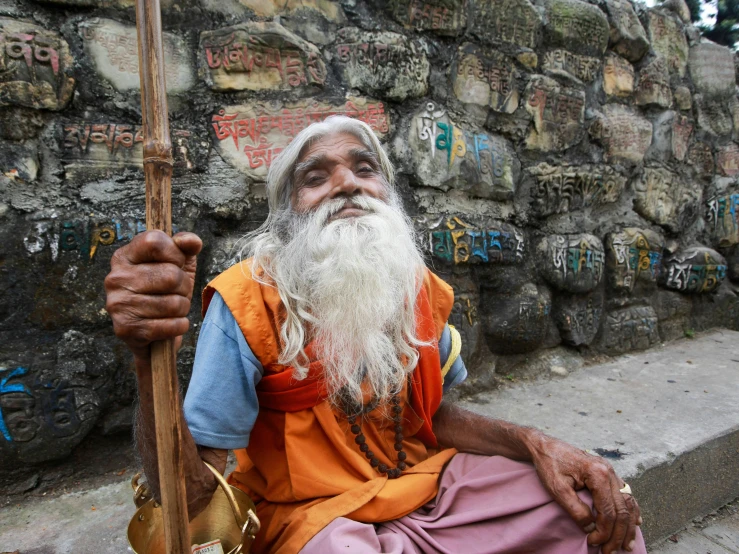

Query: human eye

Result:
[302,172,326,187]
[356,163,376,175]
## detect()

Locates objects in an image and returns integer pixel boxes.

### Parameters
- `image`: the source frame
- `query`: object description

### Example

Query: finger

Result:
[107,262,191,296]
[600,481,630,554]
[550,482,596,534]
[584,466,617,547]
[107,292,191,320]
[121,230,187,267]
[621,495,639,552]
[113,316,191,347]
[172,232,203,258]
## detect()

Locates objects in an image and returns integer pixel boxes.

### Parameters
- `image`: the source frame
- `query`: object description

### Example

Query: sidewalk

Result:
[651,499,739,553]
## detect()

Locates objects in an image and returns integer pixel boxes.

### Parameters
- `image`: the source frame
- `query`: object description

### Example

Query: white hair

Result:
[241,116,429,407]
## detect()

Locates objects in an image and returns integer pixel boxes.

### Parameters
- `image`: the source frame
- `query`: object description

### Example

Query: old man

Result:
[105,116,646,553]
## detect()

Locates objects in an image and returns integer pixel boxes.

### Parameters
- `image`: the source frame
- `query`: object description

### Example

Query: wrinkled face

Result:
[291,132,389,220]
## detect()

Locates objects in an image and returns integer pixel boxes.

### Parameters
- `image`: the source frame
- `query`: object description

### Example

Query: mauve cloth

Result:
[300,453,647,554]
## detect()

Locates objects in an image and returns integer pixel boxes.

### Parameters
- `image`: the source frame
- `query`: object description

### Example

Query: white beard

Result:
[253,194,428,409]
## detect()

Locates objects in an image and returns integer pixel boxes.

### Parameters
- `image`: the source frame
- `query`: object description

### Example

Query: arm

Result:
[432,401,641,554]
[105,230,223,519]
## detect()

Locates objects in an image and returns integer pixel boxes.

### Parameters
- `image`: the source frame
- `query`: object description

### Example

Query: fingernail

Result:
[638,516,643,525]
[584,523,596,533]
[628,540,635,551]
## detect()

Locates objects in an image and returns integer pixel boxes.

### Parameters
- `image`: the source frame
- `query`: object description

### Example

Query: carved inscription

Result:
[646,10,688,77]
[448,276,481,362]
[688,141,714,176]
[554,293,603,346]
[544,0,609,56]
[452,44,519,113]
[633,168,701,233]
[212,98,389,179]
[689,41,735,98]
[388,0,467,35]
[468,0,542,50]
[603,53,634,97]
[241,0,344,19]
[694,94,733,137]
[602,306,660,353]
[333,28,429,101]
[707,193,739,247]
[716,144,739,177]
[524,75,584,152]
[528,163,626,217]
[0,18,75,110]
[589,104,652,163]
[483,284,552,355]
[199,22,326,92]
[671,115,692,161]
[542,50,600,83]
[539,234,605,293]
[662,247,728,293]
[80,18,193,93]
[605,228,664,292]
[602,0,649,62]
[635,57,672,108]
[427,216,525,264]
[410,102,520,199]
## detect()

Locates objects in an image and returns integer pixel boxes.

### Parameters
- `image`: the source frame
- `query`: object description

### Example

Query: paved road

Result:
[652,500,739,554]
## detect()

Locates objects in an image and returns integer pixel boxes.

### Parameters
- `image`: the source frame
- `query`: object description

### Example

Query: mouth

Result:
[329,205,367,221]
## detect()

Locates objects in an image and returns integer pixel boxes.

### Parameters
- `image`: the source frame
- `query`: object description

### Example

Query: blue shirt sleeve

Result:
[183,292,262,450]
[439,323,468,393]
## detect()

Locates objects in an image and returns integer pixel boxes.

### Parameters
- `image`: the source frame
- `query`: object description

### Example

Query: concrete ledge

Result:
[460,329,739,544]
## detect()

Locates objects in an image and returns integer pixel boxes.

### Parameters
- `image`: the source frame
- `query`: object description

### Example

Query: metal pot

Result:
[127,462,260,554]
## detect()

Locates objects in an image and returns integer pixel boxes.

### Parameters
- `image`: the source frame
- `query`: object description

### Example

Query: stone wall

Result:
[1,0,738,468]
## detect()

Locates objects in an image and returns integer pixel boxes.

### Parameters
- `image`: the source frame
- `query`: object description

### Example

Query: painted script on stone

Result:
[409,102,520,199]
[635,57,672,108]
[603,53,634,97]
[539,234,605,293]
[688,141,714,176]
[80,18,193,94]
[468,0,542,50]
[199,21,326,92]
[542,49,600,83]
[212,98,389,179]
[605,228,664,292]
[689,41,735,98]
[333,28,429,102]
[61,122,194,173]
[452,44,519,113]
[448,276,481,362]
[554,293,603,346]
[602,306,659,353]
[707,192,739,247]
[646,10,688,77]
[427,216,524,264]
[528,163,626,216]
[633,167,701,233]
[589,104,652,163]
[671,115,692,161]
[524,76,584,152]
[388,0,467,35]
[602,0,649,62]
[716,144,739,177]
[0,18,75,110]
[483,284,551,355]
[543,0,609,57]
[662,247,728,293]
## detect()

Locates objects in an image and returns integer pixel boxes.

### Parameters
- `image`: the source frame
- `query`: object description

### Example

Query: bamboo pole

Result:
[135,0,191,552]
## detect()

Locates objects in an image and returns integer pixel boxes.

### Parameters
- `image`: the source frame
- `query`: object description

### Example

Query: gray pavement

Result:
[1,330,737,553]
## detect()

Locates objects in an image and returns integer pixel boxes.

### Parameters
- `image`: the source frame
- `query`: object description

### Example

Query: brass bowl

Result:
[127,463,260,554]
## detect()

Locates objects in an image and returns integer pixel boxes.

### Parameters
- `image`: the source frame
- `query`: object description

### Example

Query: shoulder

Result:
[421,268,455,340]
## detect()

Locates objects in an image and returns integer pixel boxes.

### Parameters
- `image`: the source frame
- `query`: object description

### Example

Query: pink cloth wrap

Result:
[301,454,648,554]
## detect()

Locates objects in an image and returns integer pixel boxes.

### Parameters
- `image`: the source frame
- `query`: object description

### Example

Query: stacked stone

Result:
[0,0,738,467]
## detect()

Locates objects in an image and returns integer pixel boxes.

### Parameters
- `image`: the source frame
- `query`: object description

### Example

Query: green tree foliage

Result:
[686,0,703,21]
[697,0,739,48]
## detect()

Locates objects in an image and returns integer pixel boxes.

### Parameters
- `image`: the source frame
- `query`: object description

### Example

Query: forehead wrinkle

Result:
[294,153,330,179]
[348,148,380,167]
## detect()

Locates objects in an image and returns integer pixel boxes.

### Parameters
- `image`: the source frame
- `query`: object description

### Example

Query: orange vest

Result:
[202,260,457,553]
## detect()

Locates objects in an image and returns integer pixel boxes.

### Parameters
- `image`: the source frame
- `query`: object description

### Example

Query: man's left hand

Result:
[528,434,641,554]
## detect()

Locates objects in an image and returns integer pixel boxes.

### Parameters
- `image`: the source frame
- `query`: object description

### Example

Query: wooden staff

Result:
[135,0,191,552]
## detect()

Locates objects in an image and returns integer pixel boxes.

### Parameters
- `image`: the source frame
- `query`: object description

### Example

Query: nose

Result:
[329,165,362,198]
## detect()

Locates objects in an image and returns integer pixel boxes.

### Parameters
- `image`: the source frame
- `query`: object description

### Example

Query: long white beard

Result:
[253,195,428,409]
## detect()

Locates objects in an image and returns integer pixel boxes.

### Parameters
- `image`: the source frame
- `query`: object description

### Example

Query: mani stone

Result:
[671,114,692,161]
[603,53,634,97]
[80,18,194,94]
[524,75,585,152]
[451,44,520,113]
[633,167,701,233]
[553,292,604,346]
[635,57,672,108]
[726,245,739,282]
[688,141,714,176]
[542,0,609,57]
[468,0,542,50]
[212,97,390,180]
[387,0,467,36]
[601,0,649,62]
[694,94,733,136]
[408,102,520,200]
[198,21,326,92]
[645,10,688,77]
[542,49,601,84]
[674,86,691,111]
[689,42,736,98]
[651,111,692,162]
[242,0,343,19]
[716,143,739,177]
[0,17,75,110]
[605,227,664,292]
[527,163,627,217]
[482,283,552,355]
[447,275,482,363]
[426,216,525,265]
[601,306,660,353]
[706,190,739,247]
[537,233,605,293]
[331,28,429,102]
[661,246,728,293]
[589,104,652,164]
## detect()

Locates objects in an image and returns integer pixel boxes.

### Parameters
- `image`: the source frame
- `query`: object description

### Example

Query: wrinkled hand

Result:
[104,230,203,363]
[529,435,641,554]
